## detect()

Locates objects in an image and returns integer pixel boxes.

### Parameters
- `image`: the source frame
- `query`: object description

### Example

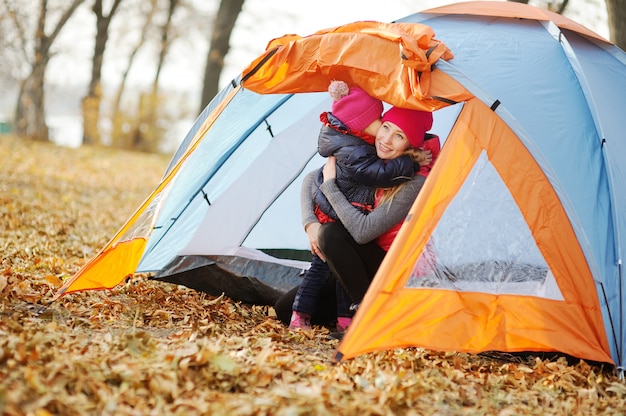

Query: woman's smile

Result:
[375,121,411,160]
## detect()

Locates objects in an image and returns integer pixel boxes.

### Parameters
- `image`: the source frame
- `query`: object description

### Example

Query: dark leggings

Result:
[274,277,338,327]
[318,222,387,305]
[273,222,386,326]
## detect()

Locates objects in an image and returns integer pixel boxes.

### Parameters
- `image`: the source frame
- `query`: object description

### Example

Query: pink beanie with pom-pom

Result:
[328,80,383,132]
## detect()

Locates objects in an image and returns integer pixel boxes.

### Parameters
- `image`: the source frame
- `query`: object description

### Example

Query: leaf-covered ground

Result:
[1,136,625,415]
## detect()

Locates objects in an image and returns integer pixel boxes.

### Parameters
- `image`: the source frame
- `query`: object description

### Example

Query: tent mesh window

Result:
[406,151,563,300]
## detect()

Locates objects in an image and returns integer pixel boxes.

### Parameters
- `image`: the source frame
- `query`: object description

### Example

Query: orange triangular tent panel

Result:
[53,87,242,300]
[335,98,612,364]
[52,182,170,300]
[241,21,473,112]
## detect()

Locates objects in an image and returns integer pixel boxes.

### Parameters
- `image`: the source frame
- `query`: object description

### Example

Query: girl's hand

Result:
[407,148,432,167]
[322,155,337,182]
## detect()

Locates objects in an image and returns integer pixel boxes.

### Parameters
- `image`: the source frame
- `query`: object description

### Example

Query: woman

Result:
[274,106,433,331]
[289,81,425,330]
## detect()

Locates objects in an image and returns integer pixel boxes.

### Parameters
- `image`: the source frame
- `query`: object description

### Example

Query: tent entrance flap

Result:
[336,97,612,365]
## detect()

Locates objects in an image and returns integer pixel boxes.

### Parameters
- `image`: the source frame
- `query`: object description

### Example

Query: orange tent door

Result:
[335,98,612,365]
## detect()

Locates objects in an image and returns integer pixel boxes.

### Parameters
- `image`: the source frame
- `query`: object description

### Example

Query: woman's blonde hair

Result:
[377,147,424,206]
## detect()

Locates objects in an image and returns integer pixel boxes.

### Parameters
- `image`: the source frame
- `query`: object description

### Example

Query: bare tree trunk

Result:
[153,0,177,94]
[82,0,124,146]
[110,0,158,150]
[14,0,84,141]
[138,0,178,152]
[15,72,47,141]
[199,0,245,111]
[15,0,49,141]
[554,0,569,14]
[134,0,178,153]
[606,0,626,51]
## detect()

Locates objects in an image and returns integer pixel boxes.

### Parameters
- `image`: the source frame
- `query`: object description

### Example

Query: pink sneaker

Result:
[336,316,352,332]
[289,311,312,330]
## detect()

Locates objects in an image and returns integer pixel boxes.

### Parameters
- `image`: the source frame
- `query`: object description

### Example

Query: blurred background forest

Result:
[0,0,622,154]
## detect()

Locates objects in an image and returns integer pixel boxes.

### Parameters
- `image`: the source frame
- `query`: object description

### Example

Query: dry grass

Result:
[1,135,625,415]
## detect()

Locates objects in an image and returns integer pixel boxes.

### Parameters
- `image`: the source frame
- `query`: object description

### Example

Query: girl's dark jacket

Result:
[313,112,416,222]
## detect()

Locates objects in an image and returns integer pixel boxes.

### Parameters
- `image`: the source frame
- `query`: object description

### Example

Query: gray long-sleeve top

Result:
[301,169,426,244]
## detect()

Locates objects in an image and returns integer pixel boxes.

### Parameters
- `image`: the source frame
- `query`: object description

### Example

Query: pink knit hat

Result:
[381,106,433,148]
[328,80,383,131]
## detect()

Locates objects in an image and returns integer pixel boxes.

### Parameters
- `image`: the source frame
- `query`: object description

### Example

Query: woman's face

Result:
[375,121,411,160]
